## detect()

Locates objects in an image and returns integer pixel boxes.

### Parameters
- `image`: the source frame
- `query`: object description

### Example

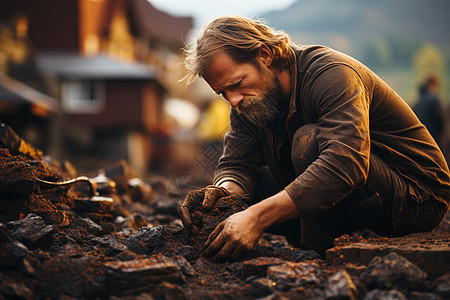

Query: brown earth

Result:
[0,123,449,300]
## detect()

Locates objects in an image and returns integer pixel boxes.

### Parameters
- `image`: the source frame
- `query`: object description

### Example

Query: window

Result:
[62,80,104,113]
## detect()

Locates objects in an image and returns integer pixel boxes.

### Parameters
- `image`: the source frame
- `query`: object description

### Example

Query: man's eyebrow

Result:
[212,75,244,96]
[221,77,243,91]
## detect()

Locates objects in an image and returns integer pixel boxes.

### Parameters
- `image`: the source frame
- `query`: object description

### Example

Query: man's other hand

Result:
[202,209,263,262]
[179,185,230,233]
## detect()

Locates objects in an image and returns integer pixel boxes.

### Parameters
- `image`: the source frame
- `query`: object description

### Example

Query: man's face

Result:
[203,52,282,127]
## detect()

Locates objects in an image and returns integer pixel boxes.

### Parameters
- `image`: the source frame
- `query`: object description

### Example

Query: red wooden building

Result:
[0,0,193,174]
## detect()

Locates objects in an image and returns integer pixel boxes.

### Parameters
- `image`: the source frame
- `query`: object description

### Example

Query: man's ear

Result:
[257,45,273,67]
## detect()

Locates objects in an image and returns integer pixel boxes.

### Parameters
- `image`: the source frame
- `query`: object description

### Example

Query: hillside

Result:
[262,0,450,66]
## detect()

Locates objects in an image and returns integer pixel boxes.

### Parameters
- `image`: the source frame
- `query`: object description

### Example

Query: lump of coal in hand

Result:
[189,194,249,252]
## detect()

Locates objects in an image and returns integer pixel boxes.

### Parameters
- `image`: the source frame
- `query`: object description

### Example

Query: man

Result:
[180,15,450,261]
[413,74,445,147]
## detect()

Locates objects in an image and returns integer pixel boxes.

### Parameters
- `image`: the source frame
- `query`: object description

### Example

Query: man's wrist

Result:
[218,180,246,195]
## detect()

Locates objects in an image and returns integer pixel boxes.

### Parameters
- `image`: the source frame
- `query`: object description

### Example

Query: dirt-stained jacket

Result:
[213,45,450,216]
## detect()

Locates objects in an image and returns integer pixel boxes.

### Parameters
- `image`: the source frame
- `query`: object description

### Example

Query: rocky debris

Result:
[105,256,183,295]
[327,232,450,279]
[0,123,450,299]
[241,257,286,278]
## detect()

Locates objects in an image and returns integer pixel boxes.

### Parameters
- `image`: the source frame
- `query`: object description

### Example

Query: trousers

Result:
[252,124,447,255]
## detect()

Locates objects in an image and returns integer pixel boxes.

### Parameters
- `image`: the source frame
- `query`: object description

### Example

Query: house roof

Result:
[129,0,193,49]
[37,53,157,80]
[0,74,61,113]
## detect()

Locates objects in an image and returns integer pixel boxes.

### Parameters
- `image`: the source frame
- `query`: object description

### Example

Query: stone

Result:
[325,270,358,300]
[104,159,133,195]
[123,236,148,255]
[0,240,28,267]
[105,256,182,296]
[251,244,322,263]
[249,278,276,298]
[73,196,114,214]
[7,213,54,246]
[0,223,14,242]
[133,225,164,249]
[267,261,321,287]
[127,177,153,203]
[241,257,286,279]
[74,217,102,235]
[104,239,128,257]
[435,273,450,298]
[360,252,427,290]
[363,289,406,300]
[115,214,147,232]
[174,255,196,277]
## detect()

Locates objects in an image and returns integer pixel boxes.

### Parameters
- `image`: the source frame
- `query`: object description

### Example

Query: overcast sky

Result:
[149,0,296,29]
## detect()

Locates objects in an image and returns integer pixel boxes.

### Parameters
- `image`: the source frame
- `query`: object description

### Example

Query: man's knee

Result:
[291,124,320,175]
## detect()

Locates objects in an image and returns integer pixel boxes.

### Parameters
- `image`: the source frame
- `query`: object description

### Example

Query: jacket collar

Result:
[286,44,301,134]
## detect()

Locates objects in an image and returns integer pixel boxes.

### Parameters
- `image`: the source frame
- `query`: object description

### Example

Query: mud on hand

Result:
[179,185,230,234]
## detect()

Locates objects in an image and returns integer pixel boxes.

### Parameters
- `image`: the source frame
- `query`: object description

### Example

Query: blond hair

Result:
[182,15,293,85]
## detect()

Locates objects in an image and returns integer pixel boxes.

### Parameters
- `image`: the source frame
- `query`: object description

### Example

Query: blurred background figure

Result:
[413,74,445,148]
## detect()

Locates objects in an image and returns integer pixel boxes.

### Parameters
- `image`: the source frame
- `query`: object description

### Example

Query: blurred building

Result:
[0,0,194,175]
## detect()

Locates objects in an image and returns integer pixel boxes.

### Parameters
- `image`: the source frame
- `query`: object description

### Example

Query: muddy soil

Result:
[1,123,449,300]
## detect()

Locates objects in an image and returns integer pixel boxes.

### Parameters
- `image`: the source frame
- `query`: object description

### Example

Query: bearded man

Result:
[180,15,450,261]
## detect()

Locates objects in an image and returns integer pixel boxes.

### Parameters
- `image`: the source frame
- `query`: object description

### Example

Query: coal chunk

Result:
[7,213,54,247]
[74,196,114,214]
[242,257,286,279]
[0,239,28,267]
[105,256,182,296]
[360,252,427,290]
[267,261,322,288]
[133,225,164,249]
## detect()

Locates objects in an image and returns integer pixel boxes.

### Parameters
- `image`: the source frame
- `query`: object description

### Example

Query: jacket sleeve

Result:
[213,109,265,195]
[285,64,371,215]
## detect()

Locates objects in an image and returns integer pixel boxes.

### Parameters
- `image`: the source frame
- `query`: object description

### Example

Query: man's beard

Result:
[236,70,283,128]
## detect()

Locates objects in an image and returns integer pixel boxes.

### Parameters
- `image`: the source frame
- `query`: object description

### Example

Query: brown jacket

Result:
[214,45,450,216]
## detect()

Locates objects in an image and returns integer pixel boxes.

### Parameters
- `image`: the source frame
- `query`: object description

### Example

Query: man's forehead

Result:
[203,53,241,91]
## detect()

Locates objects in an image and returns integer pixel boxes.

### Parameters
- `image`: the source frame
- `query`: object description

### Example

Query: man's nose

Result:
[227,91,244,107]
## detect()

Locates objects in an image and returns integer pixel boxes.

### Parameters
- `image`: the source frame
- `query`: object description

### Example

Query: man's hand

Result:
[179,185,229,233]
[202,189,301,262]
[202,209,263,262]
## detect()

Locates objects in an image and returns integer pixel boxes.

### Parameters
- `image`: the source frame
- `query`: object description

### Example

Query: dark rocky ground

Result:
[1,123,449,300]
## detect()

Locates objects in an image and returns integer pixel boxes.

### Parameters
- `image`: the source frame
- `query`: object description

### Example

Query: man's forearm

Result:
[246,189,300,231]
